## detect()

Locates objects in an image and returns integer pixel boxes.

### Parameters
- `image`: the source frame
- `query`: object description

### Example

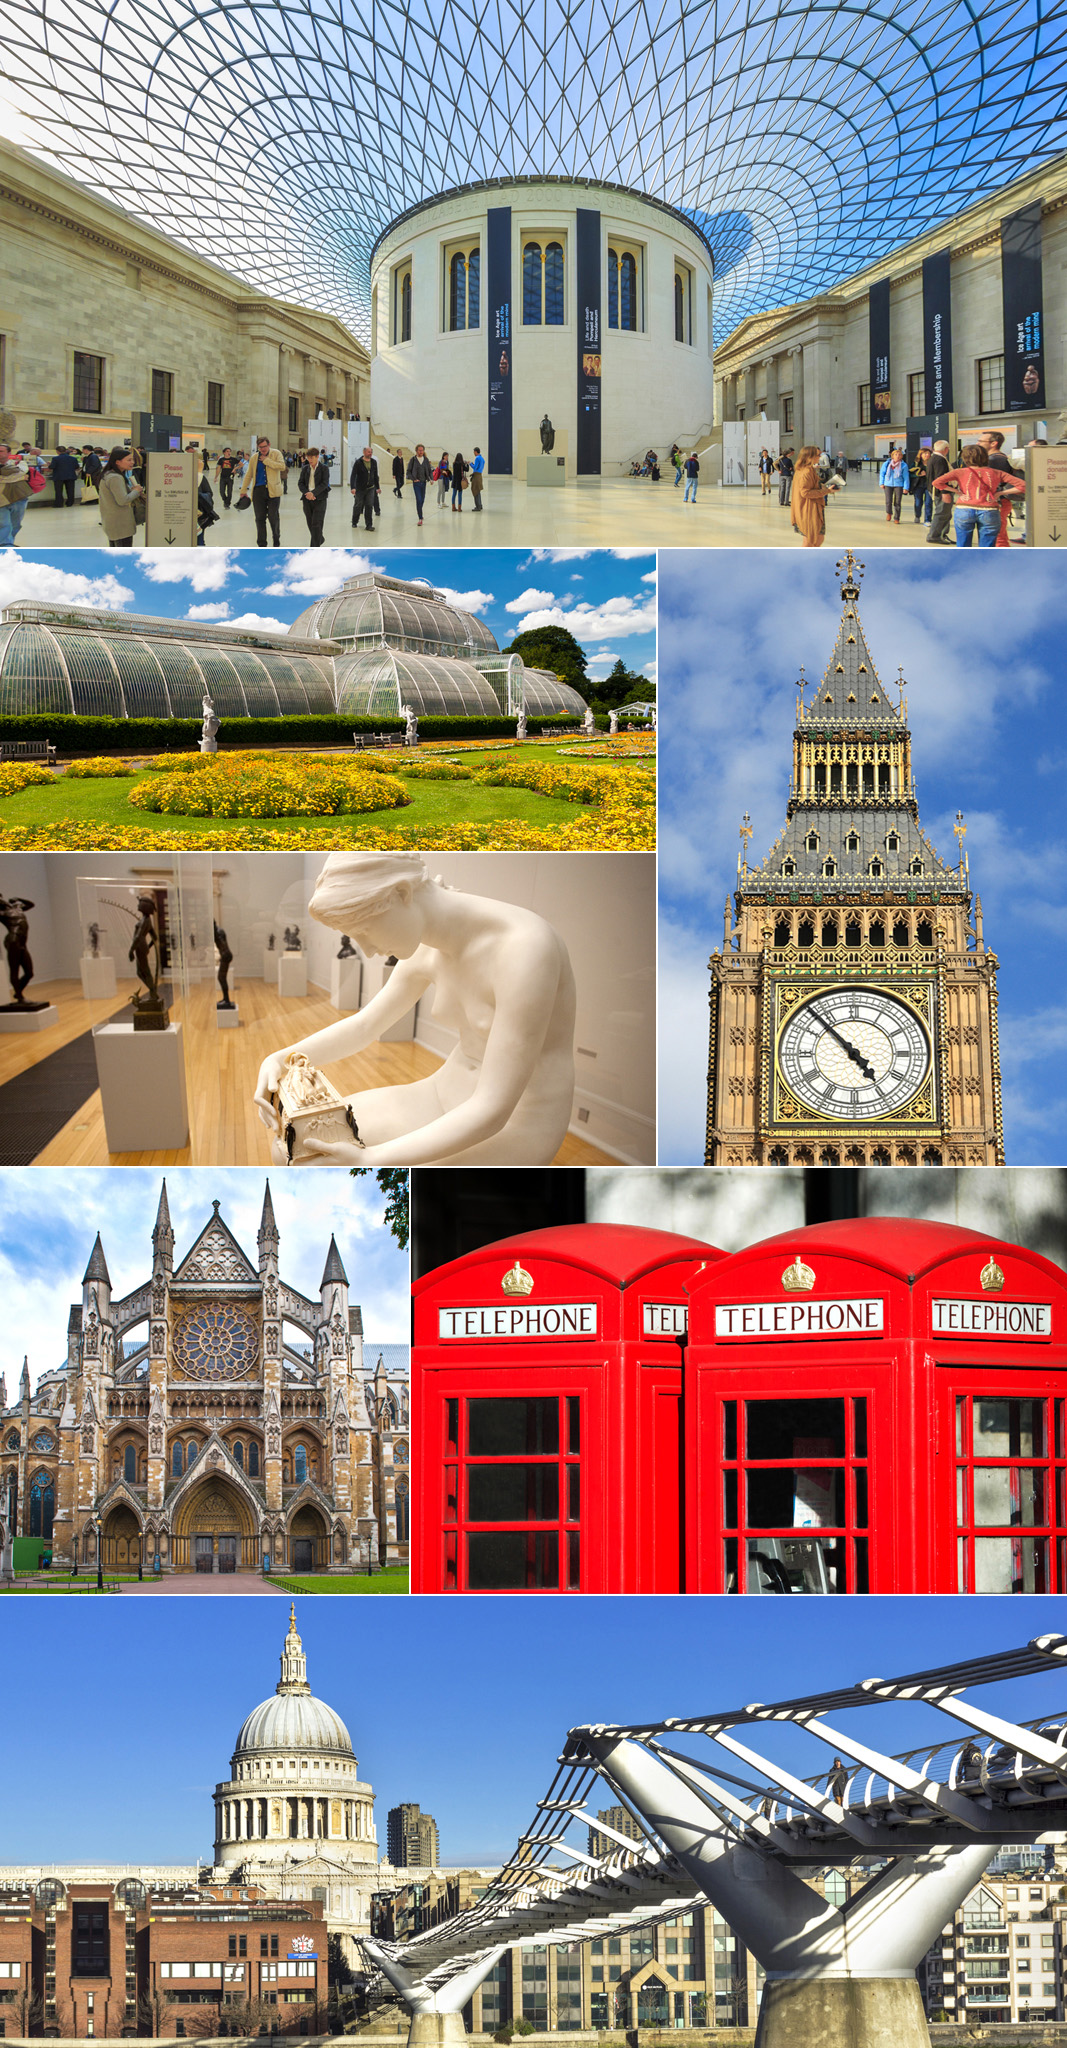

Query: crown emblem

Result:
[980,1256,1005,1294]
[781,1256,816,1293]
[501,1261,534,1297]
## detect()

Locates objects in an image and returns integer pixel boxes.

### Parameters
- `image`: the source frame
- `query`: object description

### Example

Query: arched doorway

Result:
[103,1504,141,1570]
[289,1504,328,1574]
[172,1476,258,1573]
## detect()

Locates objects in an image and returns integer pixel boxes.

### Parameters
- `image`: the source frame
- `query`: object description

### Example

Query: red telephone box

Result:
[412,1223,723,1594]
[684,1217,1067,1596]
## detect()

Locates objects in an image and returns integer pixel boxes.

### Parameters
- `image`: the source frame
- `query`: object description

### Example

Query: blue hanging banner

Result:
[1001,202,1045,411]
[576,208,601,476]
[869,278,891,426]
[922,250,953,416]
[487,207,512,473]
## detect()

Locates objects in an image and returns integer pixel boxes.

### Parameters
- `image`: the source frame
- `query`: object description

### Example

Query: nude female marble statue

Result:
[253,852,576,1165]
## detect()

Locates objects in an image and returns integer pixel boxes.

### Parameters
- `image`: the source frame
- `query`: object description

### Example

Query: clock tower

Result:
[705,553,1004,1166]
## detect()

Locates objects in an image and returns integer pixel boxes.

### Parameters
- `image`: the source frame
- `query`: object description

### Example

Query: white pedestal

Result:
[216,1006,240,1029]
[526,454,568,486]
[80,955,117,999]
[278,953,307,998]
[361,956,417,1040]
[330,955,363,1012]
[263,948,278,984]
[93,1022,189,1151]
[0,1005,59,1032]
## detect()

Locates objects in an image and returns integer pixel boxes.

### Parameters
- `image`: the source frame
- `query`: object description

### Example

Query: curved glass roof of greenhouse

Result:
[2,0,1065,343]
[291,574,499,657]
[0,617,337,721]
[333,650,587,719]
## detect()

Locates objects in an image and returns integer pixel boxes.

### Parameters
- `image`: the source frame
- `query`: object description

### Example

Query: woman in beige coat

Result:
[97,448,143,546]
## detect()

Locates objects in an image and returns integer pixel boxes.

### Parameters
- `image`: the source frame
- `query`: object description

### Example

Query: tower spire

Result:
[153,1179,174,1269]
[277,1606,311,1696]
[258,1180,280,1265]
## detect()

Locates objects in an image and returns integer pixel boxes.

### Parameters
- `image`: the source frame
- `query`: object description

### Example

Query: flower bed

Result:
[0,763,56,797]
[63,756,139,778]
[128,757,410,819]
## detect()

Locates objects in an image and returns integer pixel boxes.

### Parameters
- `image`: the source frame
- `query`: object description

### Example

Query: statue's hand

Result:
[301,1136,369,1166]
[253,1051,288,1128]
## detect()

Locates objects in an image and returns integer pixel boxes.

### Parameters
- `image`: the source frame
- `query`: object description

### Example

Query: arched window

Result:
[294,1446,308,1485]
[249,1441,260,1478]
[234,1440,244,1470]
[124,1443,137,1483]
[674,272,686,343]
[401,270,412,343]
[544,242,564,324]
[608,247,618,328]
[29,1473,54,1539]
[523,242,543,324]
[619,251,637,330]
[467,248,480,328]
[449,251,467,331]
[187,1440,197,1466]
[394,1484,409,1542]
[845,833,859,853]
[4,1430,19,1451]
[172,1441,183,1477]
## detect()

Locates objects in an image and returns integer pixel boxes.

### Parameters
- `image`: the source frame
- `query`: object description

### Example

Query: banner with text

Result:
[576,208,602,475]
[487,206,513,473]
[922,250,953,415]
[869,278,892,426]
[1002,202,1046,411]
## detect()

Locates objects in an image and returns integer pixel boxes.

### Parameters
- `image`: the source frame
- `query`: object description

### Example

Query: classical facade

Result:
[0,1183,410,1572]
[370,178,715,475]
[713,155,1067,458]
[705,554,1003,1166]
[0,136,367,455]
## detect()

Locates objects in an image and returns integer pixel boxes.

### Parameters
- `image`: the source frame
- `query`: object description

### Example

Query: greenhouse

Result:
[0,572,590,723]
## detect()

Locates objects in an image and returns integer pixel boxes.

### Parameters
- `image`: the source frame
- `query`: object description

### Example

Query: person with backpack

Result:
[451,451,468,510]
[214,446,241,509]
[0,446,32,546]
[80,446,103,502]
[776,448,794,505]
[683,451,700,502]
[406,444,433,525]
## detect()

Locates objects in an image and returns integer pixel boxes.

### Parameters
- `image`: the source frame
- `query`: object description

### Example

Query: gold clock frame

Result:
[766,975,942,1138]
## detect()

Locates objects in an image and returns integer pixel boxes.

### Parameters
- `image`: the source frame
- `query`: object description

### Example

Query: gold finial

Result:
[738,812,753,879]
[781,1255,816,1293]
[981,1256,1005,1294]
[290,1603,297,1627]
[837,549,863,602]
[502,1260,534,1297]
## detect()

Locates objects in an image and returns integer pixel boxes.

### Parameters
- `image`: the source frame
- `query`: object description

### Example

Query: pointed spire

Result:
[258,1180,279,1262]
[153,1180,174,1267]
[320,1235,349,1289]
[0,1372,6,1411]
[82,1233,111,1287]
[19,1358,30,1400]
[277,1606,311,1696]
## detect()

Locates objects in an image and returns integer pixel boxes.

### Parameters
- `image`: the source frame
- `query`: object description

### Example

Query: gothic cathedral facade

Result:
[1,1184,409,1572]
[705,555,1004,1166]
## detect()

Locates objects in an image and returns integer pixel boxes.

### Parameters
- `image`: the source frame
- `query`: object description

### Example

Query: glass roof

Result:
[3,0,1064,343]
[291,574,498,656]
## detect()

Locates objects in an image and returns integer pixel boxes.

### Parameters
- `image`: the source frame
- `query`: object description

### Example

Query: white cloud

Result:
[641,570,657,584]
[520,547,655,564]
[225,611,290,633]
[262,550,374,597]
[504,586,557,613]
[643,659,658,682]
[510,594,657,639]
[140,548,246,594]
[0,552,134,609]
[435,585,495,614]
[186,601,231,620]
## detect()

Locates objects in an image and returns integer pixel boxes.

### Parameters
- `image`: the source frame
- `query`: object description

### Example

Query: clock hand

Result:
[809,1006,878,1084]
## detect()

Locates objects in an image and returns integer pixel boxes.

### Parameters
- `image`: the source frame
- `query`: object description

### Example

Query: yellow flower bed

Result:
[128,757,410,819]
[0,805,652,851]
[357,751,655,814]
[0,762,56,797]
[64,756,139,778]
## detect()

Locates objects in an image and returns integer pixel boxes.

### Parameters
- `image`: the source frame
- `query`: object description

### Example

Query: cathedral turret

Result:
[0,1372,6,1411]
[18,1358,29,1403]
[258,1181,280,1270]
[152,1180,174,1274]
[278,1605,311,1694]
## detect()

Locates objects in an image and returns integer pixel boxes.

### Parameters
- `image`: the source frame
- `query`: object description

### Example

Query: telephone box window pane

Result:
[854,1466,868,1529]
[467,1464,560,1522]
[568,1531,580,1588]
[467,1530,559,1588]
[747,1467,845,1530]
[568,1396,580,1455]
[446,1398,459,1455]
[745,1399,846,1459]
[444,1466,458,1522]
[973,1537,1047,1594]
[567,1465,580,1522]
[956,1396,967,1455]
[723,1469,737,1528]
[1056,1401,1065,1458]
[853,1398,867,1458]
[975,1399,1044,1458]
[854,1537,869,1593]
[723,1401,737,1460]
[444,1533,457,1589]
[974,1466,1046,1528]
[468,1398,559,1456]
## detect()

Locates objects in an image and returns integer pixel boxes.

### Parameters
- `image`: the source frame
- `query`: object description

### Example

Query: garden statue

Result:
[200,693,220,753]
[516,706,527,740]
[404,703,419,745]
[214,921,235,1009]
[582,706,596,736]
[254,851,576,1167]
[539,414,555,452]
[609,709,619,735]
[129,894,168,1030]
[0,896,49,1010]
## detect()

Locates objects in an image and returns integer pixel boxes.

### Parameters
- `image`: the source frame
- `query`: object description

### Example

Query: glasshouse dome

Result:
[290,573,498,658]
[333,649,587,719]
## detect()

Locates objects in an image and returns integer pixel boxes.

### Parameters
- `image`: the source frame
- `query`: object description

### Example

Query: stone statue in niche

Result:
[539,414,555,452]
[253,850,576,1166]
[0,896,49,1010]
[214,921,235,1009]
[337,935,358,959]
[200,694,220,753]
[283,925,302,952]
[129,894,168,1030]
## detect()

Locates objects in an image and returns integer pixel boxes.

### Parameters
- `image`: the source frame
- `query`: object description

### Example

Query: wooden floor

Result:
[14,978,613,1167]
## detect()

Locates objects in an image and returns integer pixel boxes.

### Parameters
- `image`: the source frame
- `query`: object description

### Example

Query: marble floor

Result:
[12,477,1027,551]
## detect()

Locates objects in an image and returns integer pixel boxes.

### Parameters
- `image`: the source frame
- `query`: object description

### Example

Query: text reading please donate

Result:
[715,1298,885,1338]
[439,1304,598,1338]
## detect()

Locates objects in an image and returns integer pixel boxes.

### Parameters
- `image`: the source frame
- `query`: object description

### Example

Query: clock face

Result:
[778,987,932,1121]
[172,1305,260,1381]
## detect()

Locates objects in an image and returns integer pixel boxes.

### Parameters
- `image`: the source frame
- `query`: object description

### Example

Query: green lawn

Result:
[0,769,596,839]
[269,1570,409,1596]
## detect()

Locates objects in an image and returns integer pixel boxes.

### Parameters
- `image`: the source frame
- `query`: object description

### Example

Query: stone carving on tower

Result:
[705,553,1004,1166]
[0,1183,407,1574]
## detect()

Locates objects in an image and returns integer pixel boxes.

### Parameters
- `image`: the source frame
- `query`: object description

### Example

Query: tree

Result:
[590,657,656,712]
[508,626,589,699]
[350,1168,409,1249]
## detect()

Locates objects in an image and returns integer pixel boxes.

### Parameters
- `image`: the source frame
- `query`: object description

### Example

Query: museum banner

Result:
[922,249,953,415]
[576,207,601,475]
[1001,201,1046,411]
[487,206,513,473]
[869,277,892,425]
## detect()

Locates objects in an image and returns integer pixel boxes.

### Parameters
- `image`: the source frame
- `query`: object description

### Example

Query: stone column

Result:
[742,365,757,418]
[761,355,779,419]
[277,346,290,447]
[789,347,804,445]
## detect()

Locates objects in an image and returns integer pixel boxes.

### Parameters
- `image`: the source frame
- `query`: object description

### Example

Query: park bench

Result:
[0,739,56,765]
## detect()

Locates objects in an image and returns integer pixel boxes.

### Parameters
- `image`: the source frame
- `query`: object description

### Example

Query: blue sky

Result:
[657,549,1067,1167]
[0,1597,1063,1866]
[0,1170,408,1402]
[0,548,657,693]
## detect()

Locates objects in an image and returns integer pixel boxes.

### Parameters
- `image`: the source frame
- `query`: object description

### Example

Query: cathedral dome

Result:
[232,1607,354,1759]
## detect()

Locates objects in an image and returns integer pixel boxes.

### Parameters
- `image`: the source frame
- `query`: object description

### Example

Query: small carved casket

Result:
[270,1052,363,1163]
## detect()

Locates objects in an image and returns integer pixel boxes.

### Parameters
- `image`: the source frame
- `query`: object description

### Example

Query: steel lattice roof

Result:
[2,0,1066,342]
